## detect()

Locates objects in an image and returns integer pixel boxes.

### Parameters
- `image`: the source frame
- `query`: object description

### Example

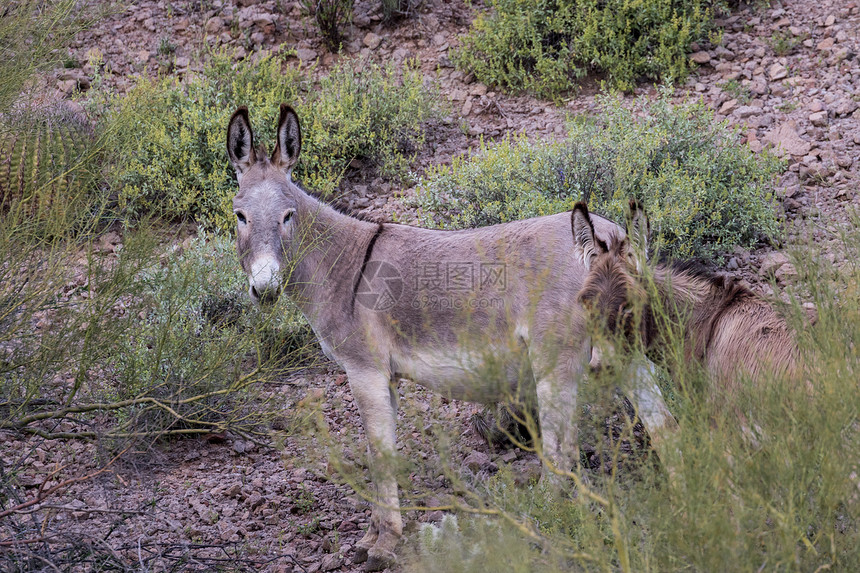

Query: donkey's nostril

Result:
[250,284,280,305]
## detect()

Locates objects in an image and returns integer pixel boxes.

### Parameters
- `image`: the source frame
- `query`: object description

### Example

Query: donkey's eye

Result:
[282,209,295,225]
[236,211,247,224]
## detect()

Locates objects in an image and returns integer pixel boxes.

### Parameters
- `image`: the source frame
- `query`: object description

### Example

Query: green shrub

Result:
[0,226,314,442]
[416,91,782,259]
[106,51,436,231]
[455,0,718,97]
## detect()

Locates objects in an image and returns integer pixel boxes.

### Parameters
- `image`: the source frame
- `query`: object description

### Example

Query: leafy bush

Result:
[455,0,718,97]
[106,51,436,231]
[0,225,314,442]
[416,92,782,259]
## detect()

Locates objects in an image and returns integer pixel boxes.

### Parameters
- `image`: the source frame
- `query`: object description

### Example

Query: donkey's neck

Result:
[287,189,380,317]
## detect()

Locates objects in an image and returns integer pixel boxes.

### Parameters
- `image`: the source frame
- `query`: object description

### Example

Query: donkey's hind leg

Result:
[347,366,402,571]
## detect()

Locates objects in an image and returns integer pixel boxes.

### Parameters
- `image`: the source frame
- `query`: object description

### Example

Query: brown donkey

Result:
[571,200,801,400]
[227,106,676,570]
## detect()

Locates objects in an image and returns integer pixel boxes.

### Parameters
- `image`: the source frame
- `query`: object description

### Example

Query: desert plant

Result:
[105,51,436,231]
[0,103,104,233]
[300,0,354,51]
[381,0,421,21]
[768,29,804,56]
[455,0,718,97]
[416,91,782,259]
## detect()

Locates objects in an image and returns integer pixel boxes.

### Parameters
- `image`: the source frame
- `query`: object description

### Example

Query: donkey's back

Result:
[354,211,623,402]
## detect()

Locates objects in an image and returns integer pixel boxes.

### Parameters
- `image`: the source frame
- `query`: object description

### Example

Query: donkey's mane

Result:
[657,258,757,360]
[665,258,752,302]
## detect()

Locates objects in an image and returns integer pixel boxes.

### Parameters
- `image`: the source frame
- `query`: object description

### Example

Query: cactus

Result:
[0,103,97,226]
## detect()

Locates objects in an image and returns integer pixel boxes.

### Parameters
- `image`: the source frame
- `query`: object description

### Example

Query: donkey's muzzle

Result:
[250,284,281,305]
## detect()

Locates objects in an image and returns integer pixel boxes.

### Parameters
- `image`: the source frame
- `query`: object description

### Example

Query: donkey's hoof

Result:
[353,545,369,564]
[364,547,396,571]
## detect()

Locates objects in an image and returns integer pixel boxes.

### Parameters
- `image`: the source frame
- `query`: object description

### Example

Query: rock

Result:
[836,155,854,169]
[296,48,317,62]
[205,16,224,34]
[768,62,788,80]
[817,37,835,51]
[462,451,495,473]
[719,99,738,114]
[824,14,836,26]
[253,12,276,27]
[809,111,828,126]
[763,122,811,156]
[363,32,382,50]
[175,56,190,69]
[690,51,711,64]
[470,83,488,97]
[834,99,858,116]
[775,263,798,283]
[135,50,151,65]
[715,46,735,60]
[727,257,740,271]
[759,252,791,277]
[320,554,343,571]
[735,105,759,118]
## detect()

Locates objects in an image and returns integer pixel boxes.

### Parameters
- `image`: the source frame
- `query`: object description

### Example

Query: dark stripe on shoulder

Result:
[351,223,385,313]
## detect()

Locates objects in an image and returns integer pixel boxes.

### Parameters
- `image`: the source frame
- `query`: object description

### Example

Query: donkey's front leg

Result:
[534,340,590,487]
[347,366,401,572]
[624,355,681,477]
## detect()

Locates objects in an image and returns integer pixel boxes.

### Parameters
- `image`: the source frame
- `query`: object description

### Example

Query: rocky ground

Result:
[3,0,859,571]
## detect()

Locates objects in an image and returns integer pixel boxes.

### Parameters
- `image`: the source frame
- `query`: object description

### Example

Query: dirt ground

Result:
[3,0,859,570]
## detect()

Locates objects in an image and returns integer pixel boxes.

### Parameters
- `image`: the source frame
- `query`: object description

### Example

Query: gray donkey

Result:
[227,105,675,570]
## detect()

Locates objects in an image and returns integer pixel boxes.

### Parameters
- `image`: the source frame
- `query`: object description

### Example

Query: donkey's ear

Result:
[626,199,650,271]
[272,104,301,174]
[227,107,256,181]
[571,202,604,269]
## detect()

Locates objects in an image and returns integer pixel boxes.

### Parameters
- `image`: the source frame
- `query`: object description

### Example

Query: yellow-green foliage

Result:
[455,0,716,97]
[108,51,436,231]
[417,92,782,259]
